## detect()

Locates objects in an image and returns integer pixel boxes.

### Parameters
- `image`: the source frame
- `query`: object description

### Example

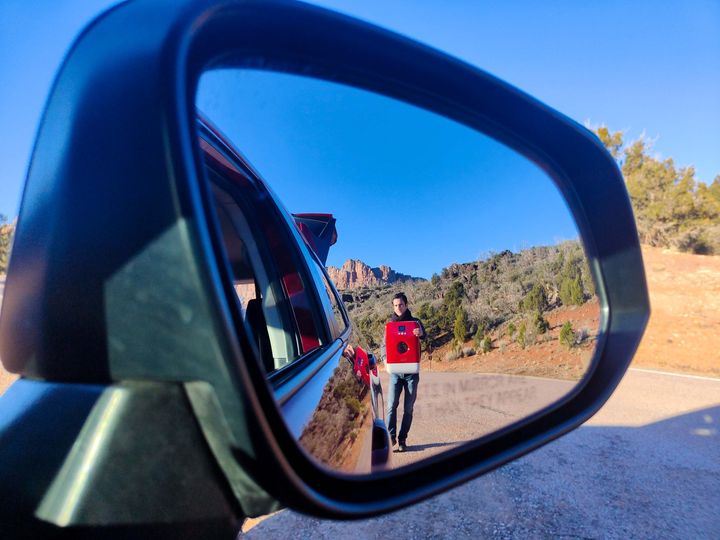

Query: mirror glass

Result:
[196,69,600,474]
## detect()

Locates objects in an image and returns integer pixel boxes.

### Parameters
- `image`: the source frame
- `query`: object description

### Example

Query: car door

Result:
[199,118,387,474]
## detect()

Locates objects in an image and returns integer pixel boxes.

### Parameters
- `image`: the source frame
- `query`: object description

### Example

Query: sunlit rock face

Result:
[326,259,421,290]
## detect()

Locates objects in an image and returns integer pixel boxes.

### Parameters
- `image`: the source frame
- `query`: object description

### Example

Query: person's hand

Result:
[413,328,422,337]
[343,345,356,361]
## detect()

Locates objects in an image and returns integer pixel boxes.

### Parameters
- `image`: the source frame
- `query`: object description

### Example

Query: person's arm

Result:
[414,319,426,339]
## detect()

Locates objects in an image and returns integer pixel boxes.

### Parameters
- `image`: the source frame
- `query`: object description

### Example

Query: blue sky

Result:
[1,1,719,277]
[198,70,577,277]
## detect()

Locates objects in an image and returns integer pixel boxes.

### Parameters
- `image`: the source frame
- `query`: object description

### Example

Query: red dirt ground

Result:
[425,299,599,381]
[631,246,720,377]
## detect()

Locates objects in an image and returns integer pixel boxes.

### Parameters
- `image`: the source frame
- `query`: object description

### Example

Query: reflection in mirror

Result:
[196,69,600,474]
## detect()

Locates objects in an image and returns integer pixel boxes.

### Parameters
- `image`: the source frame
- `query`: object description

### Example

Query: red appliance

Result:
[385,321,421,374]
[353,346,371,387]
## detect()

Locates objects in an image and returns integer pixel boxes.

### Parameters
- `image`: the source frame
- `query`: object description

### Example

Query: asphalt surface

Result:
[378,371,576,469]
[243,368,720,539]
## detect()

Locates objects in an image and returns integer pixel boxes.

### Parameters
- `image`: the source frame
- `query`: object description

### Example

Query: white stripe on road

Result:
[629,367,720,382]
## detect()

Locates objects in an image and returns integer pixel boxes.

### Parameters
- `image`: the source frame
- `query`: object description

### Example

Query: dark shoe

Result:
[391,437,397,447]
[397,442,407,452]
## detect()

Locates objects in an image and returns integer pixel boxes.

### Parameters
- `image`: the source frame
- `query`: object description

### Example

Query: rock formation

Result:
[326,259,420,290]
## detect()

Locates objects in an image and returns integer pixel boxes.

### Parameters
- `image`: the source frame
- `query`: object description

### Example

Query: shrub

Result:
[521,283,548,313]
[480,335,492,354]
[517,322,527,349]
[453,307,468,345]
[444,350,461,362]
[507,321,516,337]
[344,396,362,416]
[473,326,484,348]
[462,347,476,357]
[674,227,715,255]
[559,275,584,306]
[559,321,575,348]
[532,312,549,334]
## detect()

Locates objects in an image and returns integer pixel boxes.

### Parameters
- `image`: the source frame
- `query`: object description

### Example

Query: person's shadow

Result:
[396,440,465,453]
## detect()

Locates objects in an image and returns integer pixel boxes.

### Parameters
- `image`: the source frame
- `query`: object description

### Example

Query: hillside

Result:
[342,244,720,380]
[344,242,593,340]
[340,241,598,380]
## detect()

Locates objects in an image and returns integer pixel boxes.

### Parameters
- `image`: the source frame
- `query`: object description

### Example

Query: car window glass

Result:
[309,255,348,339]
[203,143,324,371]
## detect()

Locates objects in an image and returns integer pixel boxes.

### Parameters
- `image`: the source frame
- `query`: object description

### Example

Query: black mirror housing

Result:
[0,0,649,534]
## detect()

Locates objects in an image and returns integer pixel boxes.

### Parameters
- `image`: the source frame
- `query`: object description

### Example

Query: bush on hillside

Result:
[453,307,468,345]
[559,321,575,348]
[480,335,492,354]
[444,350,461,362]
[520,283,548,313]
[559,275,584,306]
[517,321,527,349]
[532,312,550,334]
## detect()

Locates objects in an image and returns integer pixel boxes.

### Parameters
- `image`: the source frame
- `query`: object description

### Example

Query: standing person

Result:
[386,292,425,452]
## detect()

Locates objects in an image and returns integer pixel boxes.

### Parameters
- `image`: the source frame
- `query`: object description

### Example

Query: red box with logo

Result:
[385,321,421,374]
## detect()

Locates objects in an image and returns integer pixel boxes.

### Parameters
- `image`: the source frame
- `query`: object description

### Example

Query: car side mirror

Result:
[0,0,649,536]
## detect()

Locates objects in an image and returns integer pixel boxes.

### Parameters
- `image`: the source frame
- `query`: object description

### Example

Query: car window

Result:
[202,137,325,371]
[307,255,348,340]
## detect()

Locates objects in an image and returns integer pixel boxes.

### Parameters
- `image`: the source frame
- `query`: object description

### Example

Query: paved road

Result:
[244,369,720,539]
[377,371,576,469]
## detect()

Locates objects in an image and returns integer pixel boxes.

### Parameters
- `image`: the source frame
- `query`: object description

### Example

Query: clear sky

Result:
[198,70,577,277]
[2,1,719,276]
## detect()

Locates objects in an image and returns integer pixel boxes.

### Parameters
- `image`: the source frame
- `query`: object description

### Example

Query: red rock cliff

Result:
[326,259,420,290]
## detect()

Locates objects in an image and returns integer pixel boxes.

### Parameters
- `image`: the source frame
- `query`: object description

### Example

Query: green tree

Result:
[709,176,720,205]
[415,302,440,343]
[596,125,624,159]
[559,321,575,349]
[445,281,464,309]
[480,335,492,354]
[559,275,584,306]
[516,321,527,349]
[453,307,468,345]
[439,280,464,329]
[580,258,596,297]
[532,312,549,334]
[595,128,720,253]
[473,325,484,349]
[520,283,548,313]
[355,314,384,350]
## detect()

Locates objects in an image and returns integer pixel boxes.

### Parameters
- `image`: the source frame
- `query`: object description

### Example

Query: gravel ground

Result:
[243,369,720,539]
